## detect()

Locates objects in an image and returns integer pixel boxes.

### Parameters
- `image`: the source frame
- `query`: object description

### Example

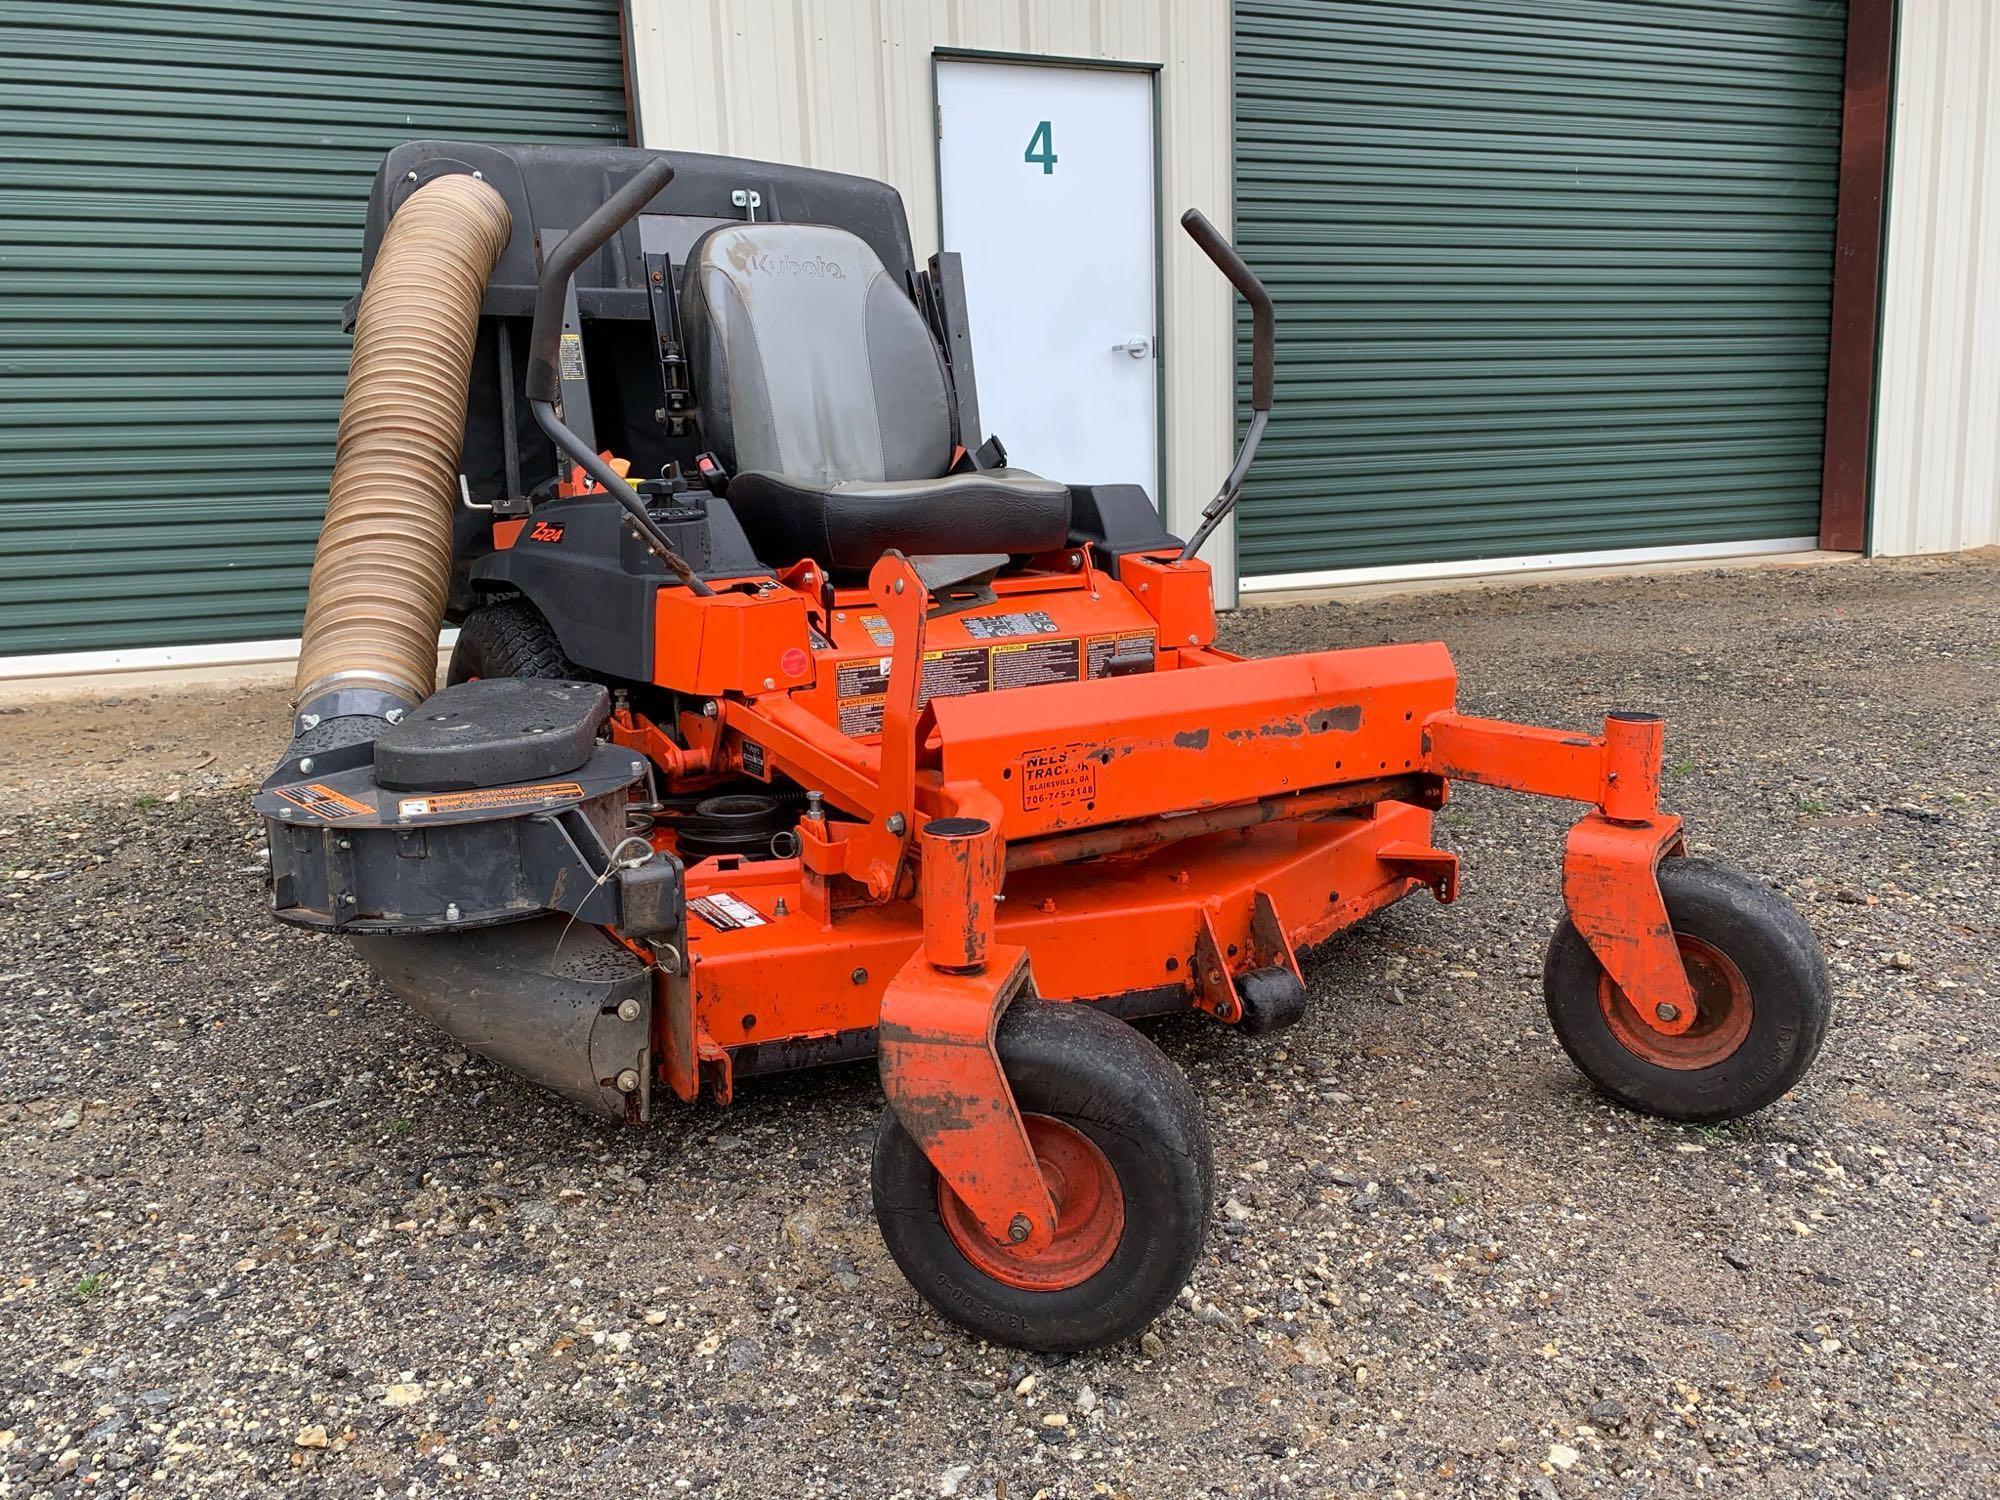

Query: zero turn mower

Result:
[258,143,1832,1351]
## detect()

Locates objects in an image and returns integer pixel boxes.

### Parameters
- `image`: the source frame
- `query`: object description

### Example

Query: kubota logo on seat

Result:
[745,252,846,279]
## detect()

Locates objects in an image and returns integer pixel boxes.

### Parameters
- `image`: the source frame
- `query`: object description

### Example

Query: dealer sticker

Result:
[1016,745,1098,812]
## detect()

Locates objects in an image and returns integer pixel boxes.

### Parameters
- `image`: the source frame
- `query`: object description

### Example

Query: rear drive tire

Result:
[871,999,1212,1352]
[1544,858,1831,1123]
[448,598,576,684]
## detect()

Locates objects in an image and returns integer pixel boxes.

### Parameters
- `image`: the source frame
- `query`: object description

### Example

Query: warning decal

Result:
[835,655,892,734]
[837,658,891,699]
[1017,746,1098,812]
[838,697,886,736]
[689,892,768,931]
[558,331,586,380]
[922,646,989,703]
[1086,630,1157,677]
[395,782,584,819]
[275,782,374,820]
[831,629,1105,735]
[992,637,1081,691]
[962,609,1058,640]
[858,613,894,646]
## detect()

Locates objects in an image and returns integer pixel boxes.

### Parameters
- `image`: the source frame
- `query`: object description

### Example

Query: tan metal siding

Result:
[628,0,1237,598]
[1871,0,2000,556]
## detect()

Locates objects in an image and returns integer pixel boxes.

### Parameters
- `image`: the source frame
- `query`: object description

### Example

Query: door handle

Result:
[1112,336,1152,359]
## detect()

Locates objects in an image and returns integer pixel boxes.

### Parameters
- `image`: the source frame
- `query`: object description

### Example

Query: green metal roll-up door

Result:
[1232,0,1847,580]
[0,0,629,656]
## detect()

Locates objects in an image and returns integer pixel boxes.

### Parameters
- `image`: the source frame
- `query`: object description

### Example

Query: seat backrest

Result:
[681,222,952,485]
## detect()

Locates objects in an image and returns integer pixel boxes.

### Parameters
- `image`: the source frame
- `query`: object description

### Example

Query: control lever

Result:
[523,156,713,595]
[1177,209,1275,564]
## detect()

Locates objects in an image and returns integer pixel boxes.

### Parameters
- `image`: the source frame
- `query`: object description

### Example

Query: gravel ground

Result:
[1,554,1995,1498]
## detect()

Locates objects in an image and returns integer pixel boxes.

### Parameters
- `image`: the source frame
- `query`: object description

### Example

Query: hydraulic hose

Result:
[293,172,512,719]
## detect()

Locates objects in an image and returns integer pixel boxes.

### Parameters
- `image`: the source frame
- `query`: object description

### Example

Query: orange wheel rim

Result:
[938,1114,1125,1291]
[1598,934,1754,1071]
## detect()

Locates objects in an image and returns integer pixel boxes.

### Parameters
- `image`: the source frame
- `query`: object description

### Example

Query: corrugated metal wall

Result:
[626,0,1237,598]
[1232,0,1846,584]
[0,0,629,658]
[1871,0,2000,556]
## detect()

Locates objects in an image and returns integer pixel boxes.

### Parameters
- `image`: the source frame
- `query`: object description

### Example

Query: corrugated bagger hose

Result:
[293,173,512,718]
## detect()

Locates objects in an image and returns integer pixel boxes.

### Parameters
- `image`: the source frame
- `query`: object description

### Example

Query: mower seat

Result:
[681,221,1070,571]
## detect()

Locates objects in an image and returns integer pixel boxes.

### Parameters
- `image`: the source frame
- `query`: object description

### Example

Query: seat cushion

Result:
[729,468,1070,571]
[681,222,953,484]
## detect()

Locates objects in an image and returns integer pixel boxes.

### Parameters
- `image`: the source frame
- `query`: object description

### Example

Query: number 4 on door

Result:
[1024,120,1057,175]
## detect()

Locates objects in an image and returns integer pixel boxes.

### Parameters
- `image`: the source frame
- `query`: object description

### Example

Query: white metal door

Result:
[937,59,1157,496]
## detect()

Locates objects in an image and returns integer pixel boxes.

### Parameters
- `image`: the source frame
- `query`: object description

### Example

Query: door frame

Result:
[1817,0,1897,554]
[931,48,1169,516]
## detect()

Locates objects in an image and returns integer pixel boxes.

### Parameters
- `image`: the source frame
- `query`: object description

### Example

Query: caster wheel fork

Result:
[872,999,1214,1352]
[1545,858,1832,1122]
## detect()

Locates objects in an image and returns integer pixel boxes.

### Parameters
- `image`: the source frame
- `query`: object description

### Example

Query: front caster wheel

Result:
[871,1000,1213,1352]
[1544,858,1832,1123]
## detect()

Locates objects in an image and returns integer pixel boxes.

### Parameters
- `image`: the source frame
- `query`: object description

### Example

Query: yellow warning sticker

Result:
[837,695,886,737]
[1085,630,1157,677]
[991,637,1081,690]
[396,782,584,819]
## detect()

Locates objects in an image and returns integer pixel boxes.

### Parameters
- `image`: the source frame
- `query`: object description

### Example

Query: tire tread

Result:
[448,598,576,683]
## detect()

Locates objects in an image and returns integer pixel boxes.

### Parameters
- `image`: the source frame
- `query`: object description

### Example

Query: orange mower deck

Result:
[598,548,1698,1251]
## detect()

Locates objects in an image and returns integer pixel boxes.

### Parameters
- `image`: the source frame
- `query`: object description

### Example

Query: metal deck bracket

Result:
[1192,892,1305,1026]
[1191,907,1244,1023]
[1378,841,1460,904]
[1248,889,1304,980]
